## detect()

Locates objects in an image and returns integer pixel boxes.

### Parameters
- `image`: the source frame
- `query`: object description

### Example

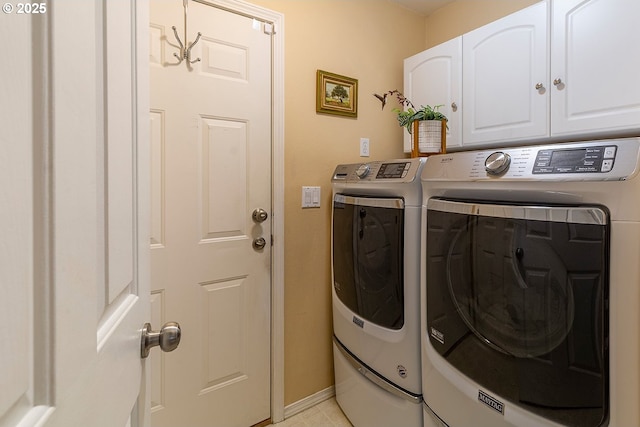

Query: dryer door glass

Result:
[333,194,404,329]
[425,198,609,427]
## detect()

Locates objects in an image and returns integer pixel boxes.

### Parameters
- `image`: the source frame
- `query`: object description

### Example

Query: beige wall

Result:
[247,0,424,405]
[247,0,540,408]
[425,0,539,48]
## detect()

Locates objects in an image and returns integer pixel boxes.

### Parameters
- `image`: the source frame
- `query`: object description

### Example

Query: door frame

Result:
[143,0,285,422]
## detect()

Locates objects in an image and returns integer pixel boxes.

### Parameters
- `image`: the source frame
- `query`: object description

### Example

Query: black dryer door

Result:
[426,198,609,427]
[332,194,405,329]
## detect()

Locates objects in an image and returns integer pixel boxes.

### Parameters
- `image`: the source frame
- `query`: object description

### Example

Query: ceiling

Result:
[389,0,455,16]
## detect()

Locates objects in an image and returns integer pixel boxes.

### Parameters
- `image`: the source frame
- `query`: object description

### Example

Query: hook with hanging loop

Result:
[171,27,202,65]
[171,0,202,65]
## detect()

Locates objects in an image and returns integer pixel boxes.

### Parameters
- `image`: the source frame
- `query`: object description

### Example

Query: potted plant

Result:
[375,90,447,156]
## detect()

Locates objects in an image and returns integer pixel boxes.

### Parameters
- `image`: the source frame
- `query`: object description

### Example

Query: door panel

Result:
[551,0,640,135]
[0,9,38,424]
[462,1,548,145]
[105,0,135,301]
[150,1,272,425]
[404,37,462,150]
[0,1,151,427]
[48,1,150,426]
[200,118,248,240]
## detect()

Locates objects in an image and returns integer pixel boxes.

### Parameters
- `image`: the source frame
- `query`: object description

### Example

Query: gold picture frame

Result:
[316,70,358,118]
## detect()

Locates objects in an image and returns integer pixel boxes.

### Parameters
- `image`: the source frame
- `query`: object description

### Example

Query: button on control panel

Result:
[532,145,617,174]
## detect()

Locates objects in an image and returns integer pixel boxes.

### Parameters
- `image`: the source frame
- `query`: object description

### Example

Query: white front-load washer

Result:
[331,158,426,427]
[420,137,640,427]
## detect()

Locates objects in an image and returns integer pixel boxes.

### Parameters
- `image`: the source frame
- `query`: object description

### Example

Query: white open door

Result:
[149,1,275,425]
[0,2,157,427]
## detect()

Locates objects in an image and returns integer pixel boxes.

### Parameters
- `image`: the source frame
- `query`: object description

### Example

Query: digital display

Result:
[550,149,586,166]
[377,162,409,178]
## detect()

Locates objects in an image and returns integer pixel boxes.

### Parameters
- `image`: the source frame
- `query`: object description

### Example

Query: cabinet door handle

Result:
[535,83,544,90]
[553,78,563,86]
[451,102,458,112]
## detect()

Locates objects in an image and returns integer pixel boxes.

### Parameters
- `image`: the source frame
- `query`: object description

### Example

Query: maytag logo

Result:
[478,390,504,415]
[430,327,445,344]
[439,156,454,163]
[352,316,364,328]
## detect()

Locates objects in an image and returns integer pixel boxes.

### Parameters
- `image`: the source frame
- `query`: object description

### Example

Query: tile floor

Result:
[268,398,353,427]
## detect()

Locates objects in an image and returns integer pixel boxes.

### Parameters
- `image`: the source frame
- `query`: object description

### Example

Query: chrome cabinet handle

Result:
[253,237,267,250]
[141,322,181,359]
[451,102,458,112]
[252,208,268,223]
[535,83,544,90]
[553,78,563,86]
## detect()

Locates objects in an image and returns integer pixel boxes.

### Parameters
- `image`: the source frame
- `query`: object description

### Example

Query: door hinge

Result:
[264,22,275,35]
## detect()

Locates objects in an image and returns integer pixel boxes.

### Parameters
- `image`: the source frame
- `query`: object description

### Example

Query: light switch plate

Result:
[302,186,321,208]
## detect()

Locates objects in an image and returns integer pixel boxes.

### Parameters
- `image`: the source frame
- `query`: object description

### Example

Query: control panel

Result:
[532,145,616,174]
[421,138,640,182]
[332,159,424,183]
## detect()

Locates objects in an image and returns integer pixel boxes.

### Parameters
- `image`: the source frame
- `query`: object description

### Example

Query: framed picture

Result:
[316,70,358,118]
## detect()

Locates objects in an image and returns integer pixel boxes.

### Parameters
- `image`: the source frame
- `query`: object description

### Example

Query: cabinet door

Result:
[551,0,640,136]
[404,37,462,151]
[462,1,548,147]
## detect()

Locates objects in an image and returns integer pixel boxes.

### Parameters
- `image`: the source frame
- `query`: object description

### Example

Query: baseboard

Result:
[283,386,336,419]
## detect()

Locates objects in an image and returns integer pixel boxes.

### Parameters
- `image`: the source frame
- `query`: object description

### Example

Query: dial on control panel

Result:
[355,164,371,179]
[484,152,511,176]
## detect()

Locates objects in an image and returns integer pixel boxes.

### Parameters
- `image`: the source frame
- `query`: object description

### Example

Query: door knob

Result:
[141,321,181,359]
[252,208,268,223]
[253,237,267,250]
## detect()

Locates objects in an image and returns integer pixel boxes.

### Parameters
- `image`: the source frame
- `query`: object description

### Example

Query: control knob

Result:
[355,164,371,179]
[484,152,511,176]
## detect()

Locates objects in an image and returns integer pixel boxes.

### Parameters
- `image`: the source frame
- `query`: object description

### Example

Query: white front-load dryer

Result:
[331,158,426,427]
[420,137,640,427]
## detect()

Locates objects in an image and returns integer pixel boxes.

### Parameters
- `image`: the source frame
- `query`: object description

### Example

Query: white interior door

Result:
[0,2,152,427]
[149,1,272,426]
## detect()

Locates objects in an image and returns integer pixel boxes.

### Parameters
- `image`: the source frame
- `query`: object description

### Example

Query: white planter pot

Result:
[415,120,442,153]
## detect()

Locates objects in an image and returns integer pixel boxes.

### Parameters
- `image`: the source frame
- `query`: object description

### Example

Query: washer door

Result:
[426,198,609,427]
[332,194,404,329]
[447,216,574,358]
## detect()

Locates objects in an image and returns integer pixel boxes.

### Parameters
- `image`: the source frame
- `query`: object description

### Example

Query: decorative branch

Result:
[374,89,447,134]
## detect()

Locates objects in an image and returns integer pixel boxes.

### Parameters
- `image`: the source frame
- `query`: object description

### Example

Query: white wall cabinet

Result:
[551,0,640,137]
[406,0,640,151]
[462,1,548,147]
[403,37,462,152]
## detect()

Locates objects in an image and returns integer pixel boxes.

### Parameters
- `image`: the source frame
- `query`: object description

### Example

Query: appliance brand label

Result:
[352,316,364,328]
[397,365,407,378]
[478,390,504,415]
[430,327,445,344]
